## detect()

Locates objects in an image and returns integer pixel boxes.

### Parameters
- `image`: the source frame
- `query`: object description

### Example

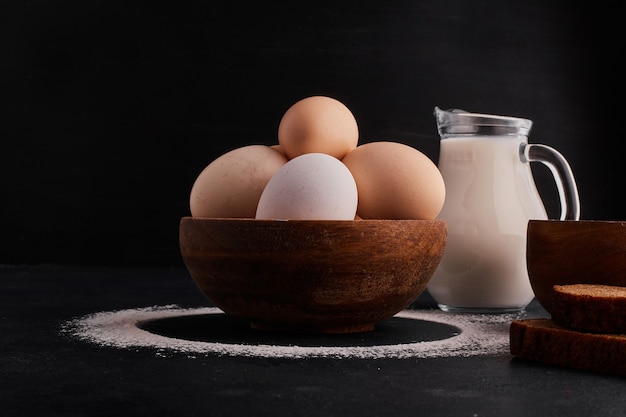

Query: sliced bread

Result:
[510,318,626,376]
[551,284,626,334]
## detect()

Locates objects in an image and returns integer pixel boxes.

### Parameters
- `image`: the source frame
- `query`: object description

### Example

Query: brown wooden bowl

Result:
[179,217,447,333]
[527,219,626,315]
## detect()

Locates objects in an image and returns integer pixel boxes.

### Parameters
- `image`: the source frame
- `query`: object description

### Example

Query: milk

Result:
[427,136,547,312]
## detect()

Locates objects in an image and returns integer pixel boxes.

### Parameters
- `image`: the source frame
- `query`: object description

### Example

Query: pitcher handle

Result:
[520,143,581,221]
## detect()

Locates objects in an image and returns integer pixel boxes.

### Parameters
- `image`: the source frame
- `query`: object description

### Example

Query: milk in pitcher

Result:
[428,107,579,313]
[427,136,545,312]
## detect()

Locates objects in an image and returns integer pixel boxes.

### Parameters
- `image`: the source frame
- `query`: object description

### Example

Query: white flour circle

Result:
[64,305,517,359]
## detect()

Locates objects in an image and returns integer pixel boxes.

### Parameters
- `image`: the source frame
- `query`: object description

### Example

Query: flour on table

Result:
[63,305,521,359]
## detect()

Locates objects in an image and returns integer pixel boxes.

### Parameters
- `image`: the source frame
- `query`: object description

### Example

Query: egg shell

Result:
[277,96,359,160]
[190,145,288,218]
[341,141,445,220]
[255,152,358,220]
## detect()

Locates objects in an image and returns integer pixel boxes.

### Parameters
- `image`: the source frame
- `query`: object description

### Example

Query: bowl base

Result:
[250,320,376,334]
[438,304,526,314]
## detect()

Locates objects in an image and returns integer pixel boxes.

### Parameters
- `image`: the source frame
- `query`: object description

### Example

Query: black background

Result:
[2,1,622,267]
[3,7,626,413]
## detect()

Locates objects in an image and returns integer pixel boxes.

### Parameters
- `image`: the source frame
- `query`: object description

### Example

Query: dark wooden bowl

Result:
[527,219,626,315]
[179,217,447,333]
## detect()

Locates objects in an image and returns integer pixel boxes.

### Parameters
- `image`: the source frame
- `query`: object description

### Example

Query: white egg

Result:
[255,153,358,220]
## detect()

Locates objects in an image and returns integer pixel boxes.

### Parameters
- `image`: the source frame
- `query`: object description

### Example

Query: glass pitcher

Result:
[427,107,580,313]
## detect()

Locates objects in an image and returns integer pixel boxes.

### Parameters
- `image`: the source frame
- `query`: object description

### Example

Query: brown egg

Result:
[341,141,445,220]
[277,96,359,160]
[190,145,288,218]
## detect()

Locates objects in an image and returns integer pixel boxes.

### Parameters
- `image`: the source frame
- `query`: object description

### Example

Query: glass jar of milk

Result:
[427,107,580,313]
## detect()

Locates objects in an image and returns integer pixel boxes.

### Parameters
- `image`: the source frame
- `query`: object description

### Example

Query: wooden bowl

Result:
[179,217,447,333]
[527,219,626,314]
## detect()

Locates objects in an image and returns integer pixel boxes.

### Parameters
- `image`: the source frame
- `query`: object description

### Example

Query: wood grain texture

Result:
[180,217,446,333]
[526,220,626,314]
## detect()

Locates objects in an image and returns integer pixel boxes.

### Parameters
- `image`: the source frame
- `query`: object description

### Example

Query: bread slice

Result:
[551,284,626,334]
[510,318,626,376]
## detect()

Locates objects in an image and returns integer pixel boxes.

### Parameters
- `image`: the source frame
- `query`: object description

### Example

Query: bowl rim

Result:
[181,216,446,224]
[529,219,626,225]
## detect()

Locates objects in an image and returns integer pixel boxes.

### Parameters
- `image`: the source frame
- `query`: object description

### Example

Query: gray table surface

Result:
[2,265,625,417]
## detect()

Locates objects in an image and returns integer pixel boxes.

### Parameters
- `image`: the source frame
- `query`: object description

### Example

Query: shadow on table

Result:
[137,311,459,347]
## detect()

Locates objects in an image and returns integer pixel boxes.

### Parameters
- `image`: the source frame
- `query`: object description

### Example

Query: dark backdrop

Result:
[1,1,621,267]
